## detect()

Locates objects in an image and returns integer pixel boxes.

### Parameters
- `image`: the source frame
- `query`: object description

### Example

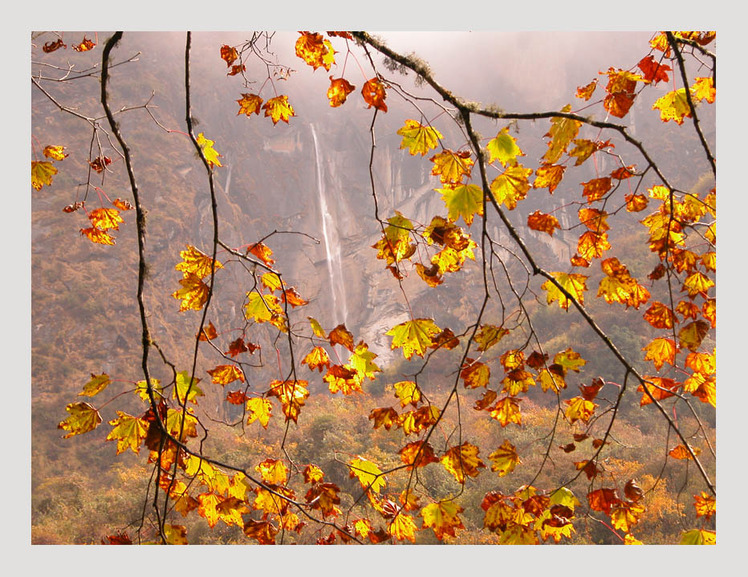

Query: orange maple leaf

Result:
[237,93,263,116]
[327,76,355,107]
[295,32,335,71]
[361,77,388,112]
[263,95,295,125]
[527,210,561,236]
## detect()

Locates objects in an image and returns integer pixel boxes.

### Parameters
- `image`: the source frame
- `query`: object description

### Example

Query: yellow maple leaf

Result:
[256,458,289,486]
[397,119,442,156]
[301,346,332,372]
[440,443,485,484]
[349,457,386,493]
[246,397,273,428]
[196,132,222,168]
[643,338,677,371]
[490,396,522,427]
[244,291,286,331]
[693,492,716,520]
[488,440,521,477]
[691,77,715,103]
[653,88,691,124]
[78,373,111,397]
[263,95,295,125]
[174,370,203,405]
[389,512,417,543]
[460,359,490,389]
[542,272,588,310]
[268,379,309,423]
[534,164,566,193]
[421,500,465,541]
[172,272,210,311]
[430,149,473,184]
[43,145,67,161]
[106,411,148,454]
[487,127,524,167]
[543,105,581,164]
[58,402,102,438]
[386,318,441,360]
[438,183,484,226]
[237,93,263,116]
[680,528,715,545]
[490,164,533,209]
[31,160,58,190]
[564,396,596,424]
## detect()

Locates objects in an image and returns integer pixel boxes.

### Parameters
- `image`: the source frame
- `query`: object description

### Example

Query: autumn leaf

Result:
[388,512,417,543]
[163,524,188,545]
[196,133,222,168]
[308,316,326,338]
[32,161,58,190]
[78,373,111,397]
[268,379,309,423]
[220,44,239,66]
[42,39,66,53]
[460,359,490,389]
[349,457,386,493]
[587,488,620,515]
[474,324,509,352]
[247,241,275,266]
[653,88,691,124]
[421,500,465,541]
[543,105,581,164]
[246,397,273,428]
[174,370,203,404]
[172,272,209,312]
[176,245,222,279]
[369,407,399,430]
[680,529,716,545]
[691,77,715,103]
[347,343,381,380]
[642,338,676,371]
[295,32,335,71]
[488,440,521,476]
[487,127,523,167]
[263,95,296,125]
[327,77,355,107]
[576,79,597,100]
[207,364,245,385]
[581,177,612,202]
[386,318,442,360]
[399,441,438,469]
[73,37,95,52]
[244,292,286,331]
[397,119,443,156]
[638,376,680,405]
[678,320,710,352]
[399,405,440,436]
[440,443,485,484]
[302,346,331,372]
[644,302,677,329]
[43,145,67,161]
[243,519,278,544]
[438,183,483,226]
[542,272,588,310]
[694,492,716,520]
[430,149,473,184]
[564,396,596,424]
[58,402,102,438]
[237,93,263,116]
[489,396,522,427]
[611,500,646,533]
[256,458,289,486]
[527,210,561,236]
[669,444,701,460]
[106,412,148,454]
[328,324,355,351]
[534,164,566,193]
[361,77,388,112]
[490,164,533,209]
[637,55,671,84]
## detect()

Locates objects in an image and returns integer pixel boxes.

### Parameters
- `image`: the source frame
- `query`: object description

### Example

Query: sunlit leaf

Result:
[542,272,588,310]
[172,272,209,311]
[488,440,521,476]
[349,457,386,493]
[534,164,565,193]
[196,132,222,168]
[490,164,532,209]
[295,32,335,71]
[527,210,561,236]
[58,402,102,438]
[397,119,442,156]
[361,77,388,112]
[441,443,485,484]
[174,370,203,404]
[653,88,691,124]
[246,397,273,428]
[489,396,522,427]
[79,373,111,397]
[680,529,715,545]
[386,318,441,360]
[207,364,245,385]
[421,500,465,541]
[542,105,580,164]
[430,149,473,184]
[106,412,148,454]
[237,93,263,116]
[327,76,355,107]
[263,95,296,125]
[487,127,524,167]
[268,379,309,423]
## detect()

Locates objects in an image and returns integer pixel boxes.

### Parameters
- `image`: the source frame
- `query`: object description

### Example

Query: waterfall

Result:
[310,124,348,325]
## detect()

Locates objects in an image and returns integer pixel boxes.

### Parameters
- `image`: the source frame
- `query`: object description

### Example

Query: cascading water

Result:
[310,124,348,326]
